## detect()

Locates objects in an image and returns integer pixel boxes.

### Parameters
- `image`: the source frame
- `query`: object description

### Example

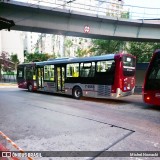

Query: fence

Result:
[12,0,160,20]
[0,74,17,83]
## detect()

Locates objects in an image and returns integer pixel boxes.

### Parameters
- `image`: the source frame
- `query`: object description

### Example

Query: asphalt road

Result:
[0,87,160,160]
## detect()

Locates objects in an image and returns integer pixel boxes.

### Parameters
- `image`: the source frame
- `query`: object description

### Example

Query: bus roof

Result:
[36,54,116,66]
[18,53,135,67]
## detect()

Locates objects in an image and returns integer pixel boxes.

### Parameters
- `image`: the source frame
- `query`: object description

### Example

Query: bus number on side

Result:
[85,84,95,89]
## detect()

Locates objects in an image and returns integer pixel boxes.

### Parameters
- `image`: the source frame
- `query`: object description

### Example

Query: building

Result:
[0,30,24,63]
[106,0,124,17]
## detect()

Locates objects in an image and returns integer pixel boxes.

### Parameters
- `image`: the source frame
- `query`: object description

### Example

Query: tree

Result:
[10,53,20,70]
[75,47,92,57]
[121,11,130,19]
[90,39,126,55]
[64,39,73,57]
[24,53,53,63]
[126,42,160,62]
[0,51,14,80]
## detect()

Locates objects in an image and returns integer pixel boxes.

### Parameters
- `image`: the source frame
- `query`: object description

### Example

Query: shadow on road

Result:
[142,104,160,112]
[81,97,131,105]
[21,90,160,112]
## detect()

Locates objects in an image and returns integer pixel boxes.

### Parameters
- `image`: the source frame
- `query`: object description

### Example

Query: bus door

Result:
[56,66,65,92]
[37,67,44,89]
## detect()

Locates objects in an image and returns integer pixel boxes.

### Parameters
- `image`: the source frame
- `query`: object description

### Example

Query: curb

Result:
[0,83,17,88]
[0,86,17,88]
[0,83,17,86]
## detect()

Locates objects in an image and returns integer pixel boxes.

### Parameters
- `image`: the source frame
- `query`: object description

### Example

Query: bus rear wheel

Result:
[73,87,82,99]
[28,84,33,92]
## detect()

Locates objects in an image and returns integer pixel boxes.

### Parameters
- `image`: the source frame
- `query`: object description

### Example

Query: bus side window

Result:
[97,60,115,73]
[80,67,87,77]
[44,65,54,81]
[18,70,23,77]
[26,67,34,80]
[88,66,95,77]
[67,63,79,77]
[109,62,115,72]
[97,62,107,72]
[156,70,160,79]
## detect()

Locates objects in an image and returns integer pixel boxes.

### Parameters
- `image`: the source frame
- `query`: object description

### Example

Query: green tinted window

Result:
[44,65,54,81]
[67,63,79,77]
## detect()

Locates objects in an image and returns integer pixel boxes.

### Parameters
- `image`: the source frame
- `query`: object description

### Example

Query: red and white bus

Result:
[143,49,160,106]
[17,53,136,99]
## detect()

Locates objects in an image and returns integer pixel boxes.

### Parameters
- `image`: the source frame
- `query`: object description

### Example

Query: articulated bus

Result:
[143,49,160,106]
[17,53,136,99]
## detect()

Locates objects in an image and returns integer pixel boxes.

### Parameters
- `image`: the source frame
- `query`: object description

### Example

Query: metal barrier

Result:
[11,0,160,19]
[0,74,16,83]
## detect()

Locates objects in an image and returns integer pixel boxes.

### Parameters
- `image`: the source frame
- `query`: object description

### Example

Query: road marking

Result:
[0,131,33,160]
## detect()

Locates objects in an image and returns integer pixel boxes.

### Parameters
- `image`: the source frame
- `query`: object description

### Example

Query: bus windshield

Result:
[122,55,136,76]
[145,53,160,90]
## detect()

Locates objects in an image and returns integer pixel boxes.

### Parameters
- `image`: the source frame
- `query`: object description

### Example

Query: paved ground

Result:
[0,82,17,86]
[0,88,160,160]
[0,83,17,89]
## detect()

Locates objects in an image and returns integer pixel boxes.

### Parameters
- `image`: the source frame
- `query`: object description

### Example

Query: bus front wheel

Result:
[73,87,82,99]
[28,84,33,92]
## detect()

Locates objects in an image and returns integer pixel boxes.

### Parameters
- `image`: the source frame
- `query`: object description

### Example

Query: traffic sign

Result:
[84,25,90,33]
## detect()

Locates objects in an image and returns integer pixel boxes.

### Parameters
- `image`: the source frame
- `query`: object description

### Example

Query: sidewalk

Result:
[0,82,17,88]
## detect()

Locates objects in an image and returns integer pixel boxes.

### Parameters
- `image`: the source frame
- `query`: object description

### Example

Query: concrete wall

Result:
[135,63,149,87]
[135,70,146,87]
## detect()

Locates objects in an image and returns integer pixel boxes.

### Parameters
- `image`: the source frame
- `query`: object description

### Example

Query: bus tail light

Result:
[146,96,150,101]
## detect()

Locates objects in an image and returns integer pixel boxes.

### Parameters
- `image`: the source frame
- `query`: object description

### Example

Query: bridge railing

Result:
[11,0,160,20]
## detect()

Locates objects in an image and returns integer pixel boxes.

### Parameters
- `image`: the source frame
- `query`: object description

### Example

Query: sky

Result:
[124,0,160,8]
[124,0,160,19]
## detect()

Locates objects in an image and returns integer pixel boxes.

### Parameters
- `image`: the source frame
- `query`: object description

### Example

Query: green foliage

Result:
[90,39,126,55]
[24,53,53,63]
[90,39,160,63]
[75,47,91,57]
[65,39,73,48]
[0,51,15,80]
[64,39,73,57]
[10,53,20,70]
[10,54,19,63]
[0,51,12,71]
[126,42,160,62]
[121,11,130,19]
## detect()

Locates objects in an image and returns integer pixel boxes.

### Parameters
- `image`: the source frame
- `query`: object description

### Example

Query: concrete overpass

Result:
[0,1,160,42]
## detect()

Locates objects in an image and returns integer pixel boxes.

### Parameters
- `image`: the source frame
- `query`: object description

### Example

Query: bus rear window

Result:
[122,56,136,76]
